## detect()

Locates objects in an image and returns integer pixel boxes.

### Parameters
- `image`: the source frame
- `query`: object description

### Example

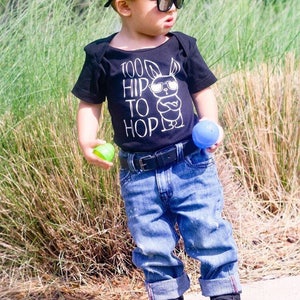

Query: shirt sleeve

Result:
[71,47,106,104]
[185,40,217,94]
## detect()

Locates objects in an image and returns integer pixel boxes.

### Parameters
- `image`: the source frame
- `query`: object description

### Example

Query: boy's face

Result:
[123,0,178,37]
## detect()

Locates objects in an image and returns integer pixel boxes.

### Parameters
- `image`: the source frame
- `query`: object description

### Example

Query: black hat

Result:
[104,0,113,7]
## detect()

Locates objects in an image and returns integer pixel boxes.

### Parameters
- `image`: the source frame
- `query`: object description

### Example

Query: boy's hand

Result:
[207,124,224,153]
[81,139,113,170]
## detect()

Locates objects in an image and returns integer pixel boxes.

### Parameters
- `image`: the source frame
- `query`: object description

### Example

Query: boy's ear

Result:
[114,0,132,16]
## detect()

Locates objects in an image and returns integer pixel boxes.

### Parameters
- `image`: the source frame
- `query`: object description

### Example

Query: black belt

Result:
[119,139,198,171]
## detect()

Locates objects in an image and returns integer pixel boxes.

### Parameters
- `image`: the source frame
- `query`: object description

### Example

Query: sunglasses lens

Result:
[158,0,172,12]
[158,0,184,12]
[175,0,184,9]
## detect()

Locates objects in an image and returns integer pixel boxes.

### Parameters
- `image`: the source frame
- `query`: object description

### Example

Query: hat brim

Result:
[104,0,112,7]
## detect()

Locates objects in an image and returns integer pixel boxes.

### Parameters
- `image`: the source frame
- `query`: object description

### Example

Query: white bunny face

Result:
[145,58,184,131]
[150,76,179,97]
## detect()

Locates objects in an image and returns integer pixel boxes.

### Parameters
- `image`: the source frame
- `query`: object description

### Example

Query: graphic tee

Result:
[72,32,217,152]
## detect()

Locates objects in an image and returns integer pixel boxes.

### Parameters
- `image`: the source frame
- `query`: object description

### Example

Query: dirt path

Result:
[185,276,300,300]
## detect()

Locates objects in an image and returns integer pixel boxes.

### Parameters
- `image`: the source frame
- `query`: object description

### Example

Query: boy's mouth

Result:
[164,16,175,27]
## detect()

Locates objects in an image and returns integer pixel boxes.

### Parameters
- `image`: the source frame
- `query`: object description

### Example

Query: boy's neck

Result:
[109,28,170,51]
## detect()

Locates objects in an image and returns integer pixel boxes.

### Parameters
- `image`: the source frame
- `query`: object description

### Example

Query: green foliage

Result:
[0,0,109,15]
[0,0,116,119]
[177,0,299,73]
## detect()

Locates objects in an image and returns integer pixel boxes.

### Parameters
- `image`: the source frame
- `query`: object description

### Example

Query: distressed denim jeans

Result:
[119,147,241,300]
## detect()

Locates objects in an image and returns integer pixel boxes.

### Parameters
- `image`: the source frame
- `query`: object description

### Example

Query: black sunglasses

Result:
[104,0,184,12]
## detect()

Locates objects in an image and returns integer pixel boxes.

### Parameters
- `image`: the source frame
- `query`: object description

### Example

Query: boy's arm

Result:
[192,87,224,152]
[77,100,113,170]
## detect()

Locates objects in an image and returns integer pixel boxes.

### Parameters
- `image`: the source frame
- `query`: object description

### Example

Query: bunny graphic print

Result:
[146,58,184,131]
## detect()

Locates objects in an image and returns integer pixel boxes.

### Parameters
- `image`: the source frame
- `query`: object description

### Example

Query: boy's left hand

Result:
[207,124,224,153]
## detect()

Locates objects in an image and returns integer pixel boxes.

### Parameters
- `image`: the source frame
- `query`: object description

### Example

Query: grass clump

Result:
[178,0,299,71]
[217,53,299,212]
[0,99,132,281]
[0,0,117,119]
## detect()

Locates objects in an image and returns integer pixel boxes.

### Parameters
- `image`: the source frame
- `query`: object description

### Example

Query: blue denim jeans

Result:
[119,146,241,300]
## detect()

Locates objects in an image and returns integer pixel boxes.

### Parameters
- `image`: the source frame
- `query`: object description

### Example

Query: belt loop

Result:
[176,142,184,162]
[127,153,137,172]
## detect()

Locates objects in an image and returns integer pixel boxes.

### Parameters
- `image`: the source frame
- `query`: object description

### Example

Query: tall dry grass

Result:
[0,100,132,282]
[217,53,299,213]
[0,56,299,299]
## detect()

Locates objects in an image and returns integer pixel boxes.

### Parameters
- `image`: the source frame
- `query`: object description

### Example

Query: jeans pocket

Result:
[184,149,214,169]
[119,169,132,186]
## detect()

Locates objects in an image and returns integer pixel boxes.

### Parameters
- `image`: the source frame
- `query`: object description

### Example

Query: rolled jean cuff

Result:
[200,274,242,297]
[146,272,190,300]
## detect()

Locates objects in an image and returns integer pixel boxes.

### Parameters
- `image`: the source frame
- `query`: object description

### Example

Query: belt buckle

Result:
[138,155,153,171]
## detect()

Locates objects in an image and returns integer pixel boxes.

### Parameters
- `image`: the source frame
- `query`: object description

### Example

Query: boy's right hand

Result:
[80,139,113,170]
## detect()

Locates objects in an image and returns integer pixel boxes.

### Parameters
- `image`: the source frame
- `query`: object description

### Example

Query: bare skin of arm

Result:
[192,87,224,153]
[77,101,113,170]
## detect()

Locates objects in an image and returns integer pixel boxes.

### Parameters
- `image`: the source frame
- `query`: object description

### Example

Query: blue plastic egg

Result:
[192,120,220,149]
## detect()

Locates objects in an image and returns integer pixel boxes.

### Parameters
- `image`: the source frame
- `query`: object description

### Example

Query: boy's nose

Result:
[169,3,176,11]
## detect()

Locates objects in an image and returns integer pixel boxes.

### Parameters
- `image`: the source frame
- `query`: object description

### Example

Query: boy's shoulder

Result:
[171,31,196,42]
[83,33,117,63]
[171,31,197,56]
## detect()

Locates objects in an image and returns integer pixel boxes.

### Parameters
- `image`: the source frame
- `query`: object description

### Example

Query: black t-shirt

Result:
[72,32,217,152]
